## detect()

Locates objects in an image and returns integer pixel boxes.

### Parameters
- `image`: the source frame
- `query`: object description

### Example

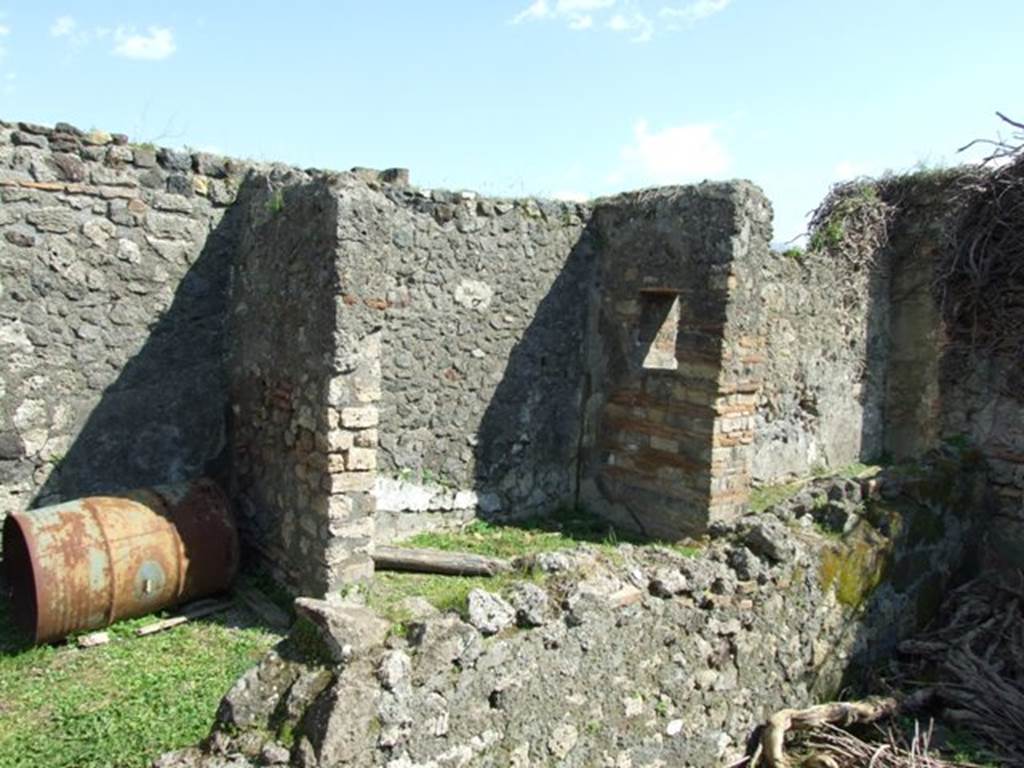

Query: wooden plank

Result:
[135,598,234,637]
[372,546,510,577]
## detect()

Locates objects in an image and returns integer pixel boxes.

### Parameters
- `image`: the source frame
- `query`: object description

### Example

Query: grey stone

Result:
[818,501,858,534]
[53,122,83,136]
[106,144,133,164]
[453,279,493,311]
[50,153,86,182]
[728,546,765,582]
[535,551,574,573]
[11,131,47,149]
[25,207,76,233]
[409,615,483,683]
[258,743,290,765]
[4,229,35,247]
[298,672,380,767]
[293,598,390,663]
[133,145,158,168]
[466,588,515,635]
[649,566,689,598]
[215,649,301,732]
[193,152,229,177]
[547,723,579,760]
[377,650,411,690]
[279,668,333,731]
[158,148,192,171]
[166,173,193,195]
[743,517,796,563]
[506,582,551,627]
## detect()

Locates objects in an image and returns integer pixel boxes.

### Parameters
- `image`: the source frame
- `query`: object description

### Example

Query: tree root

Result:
[751,697,903,767]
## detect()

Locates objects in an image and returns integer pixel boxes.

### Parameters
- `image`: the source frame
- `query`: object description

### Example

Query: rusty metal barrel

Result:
[2,478,239,644]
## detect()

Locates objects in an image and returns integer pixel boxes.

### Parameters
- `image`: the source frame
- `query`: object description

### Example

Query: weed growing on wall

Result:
[266,188,285,214]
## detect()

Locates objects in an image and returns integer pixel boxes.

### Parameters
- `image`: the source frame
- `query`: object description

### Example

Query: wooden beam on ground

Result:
[135,598,234,637]
[372,546,511,577]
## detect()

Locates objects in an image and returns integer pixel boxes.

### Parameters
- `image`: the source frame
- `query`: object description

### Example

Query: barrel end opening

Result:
[2,515,41,645]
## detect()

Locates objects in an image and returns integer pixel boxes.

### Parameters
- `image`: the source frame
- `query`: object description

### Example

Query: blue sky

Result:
[0,1,1020,242]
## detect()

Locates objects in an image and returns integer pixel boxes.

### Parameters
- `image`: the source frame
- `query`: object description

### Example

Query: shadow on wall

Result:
[469,219,599,523]
[32,206,242,506]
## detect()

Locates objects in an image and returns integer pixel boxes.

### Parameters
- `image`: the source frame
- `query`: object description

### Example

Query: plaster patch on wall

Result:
[374,476,478,513]
[453,279,493,311]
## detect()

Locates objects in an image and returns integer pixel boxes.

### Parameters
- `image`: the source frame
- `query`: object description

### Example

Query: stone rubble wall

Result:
[335,184,595,539]
[752,246,889,484]
[752,170,1022,572]
[225,173,595,592]
[159,450,985,768]
[0,119,262,526]
[878,182,1024,568]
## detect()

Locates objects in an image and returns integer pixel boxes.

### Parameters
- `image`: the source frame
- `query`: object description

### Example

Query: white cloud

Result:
[606,12,653,42]
[112,26,175,60]
[512,0,726,40]
[557,0,616,11]
[50,15,76,37]
[618,119,731,184]
[659,0,731,26]
[512,0,552,23]
[0,24,10,36]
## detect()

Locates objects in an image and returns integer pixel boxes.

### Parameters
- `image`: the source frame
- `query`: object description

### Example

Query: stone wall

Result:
[878,178,1024,568]
[580,183,772,539]
[226,173,594,591]
[0,119,255,527]
[752,244,889,484]
[163,449,986,768]
[5,114,1015,596]
[227,173,377,596]
[338,186,595,540]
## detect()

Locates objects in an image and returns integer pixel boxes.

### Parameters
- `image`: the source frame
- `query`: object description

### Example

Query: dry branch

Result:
[753,697,901,767]
[897,570,1024,767]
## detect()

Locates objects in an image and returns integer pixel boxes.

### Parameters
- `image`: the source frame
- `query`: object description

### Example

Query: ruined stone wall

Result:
[0,119,255,527]
[226,174,594,589]
[580,183,772,539]
[879,180,1024,568]
[340,187,594,541]
[752,248,889,484]
[227,174,365,596]
[176,449,985,768]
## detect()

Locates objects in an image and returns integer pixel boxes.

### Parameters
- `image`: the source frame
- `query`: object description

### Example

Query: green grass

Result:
[750,479,807,513]
[401,507,700,560]
[749,461,883,513]
[0,596,279,768]
[944,727,999,767]
[367,509,700,624]
[366,569,541,627]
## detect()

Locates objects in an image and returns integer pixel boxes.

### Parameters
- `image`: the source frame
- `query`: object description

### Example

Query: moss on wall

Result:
[818,528,891,609]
